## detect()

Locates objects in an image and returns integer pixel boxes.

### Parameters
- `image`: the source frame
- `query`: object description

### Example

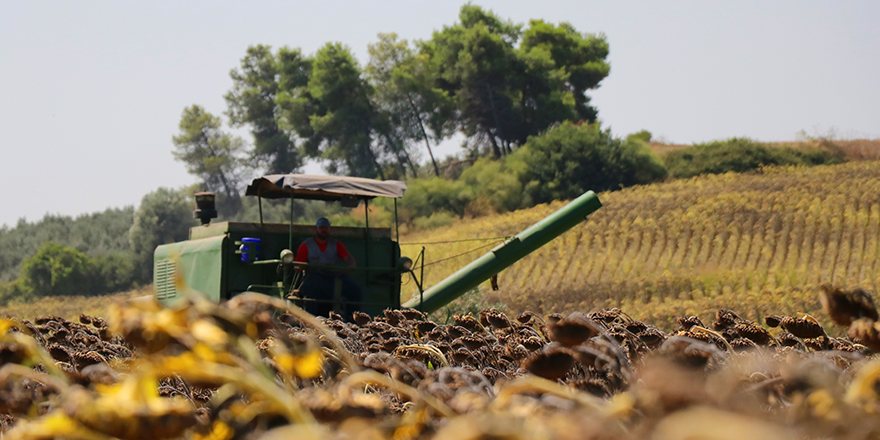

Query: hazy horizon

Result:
[2,1,878,227]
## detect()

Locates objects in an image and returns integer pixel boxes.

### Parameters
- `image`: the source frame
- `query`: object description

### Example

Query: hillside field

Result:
[401,160,880,330]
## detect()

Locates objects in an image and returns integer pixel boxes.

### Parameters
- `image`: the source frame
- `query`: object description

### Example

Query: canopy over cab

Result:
[246,174,406,201]
[154,174,408,316]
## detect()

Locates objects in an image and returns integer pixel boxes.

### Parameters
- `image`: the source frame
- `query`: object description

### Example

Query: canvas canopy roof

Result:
[245,174,407,201]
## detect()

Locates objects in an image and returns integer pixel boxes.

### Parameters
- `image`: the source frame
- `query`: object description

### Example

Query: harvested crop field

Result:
[402,161,880,329]
[2,285,880,439]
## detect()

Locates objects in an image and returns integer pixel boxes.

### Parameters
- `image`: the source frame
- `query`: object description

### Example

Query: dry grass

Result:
[401,161,880,330]
[0,285,150,321]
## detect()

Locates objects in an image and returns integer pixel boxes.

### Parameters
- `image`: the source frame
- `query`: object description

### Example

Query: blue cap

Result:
[315,217,331,227]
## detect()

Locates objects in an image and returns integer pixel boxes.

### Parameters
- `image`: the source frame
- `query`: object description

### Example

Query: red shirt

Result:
[295,239,350,263]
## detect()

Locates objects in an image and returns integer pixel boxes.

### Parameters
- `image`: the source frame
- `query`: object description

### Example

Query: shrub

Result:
[626,130,652,143]
[459,157,527,213]
[93,253,136,293]
[395,177,473,221]
[18,242,96,297]
[413,211,456,231]
[664,138,845,178]
[519,122,667,203]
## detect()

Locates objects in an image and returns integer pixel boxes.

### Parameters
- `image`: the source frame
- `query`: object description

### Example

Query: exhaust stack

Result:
[193,192,218,225]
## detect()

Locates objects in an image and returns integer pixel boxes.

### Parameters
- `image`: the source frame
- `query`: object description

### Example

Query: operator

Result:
[290,217,362,319]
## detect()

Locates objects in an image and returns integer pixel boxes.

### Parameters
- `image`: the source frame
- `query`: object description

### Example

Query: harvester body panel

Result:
[155,221,400,314]
[154,235,226,305]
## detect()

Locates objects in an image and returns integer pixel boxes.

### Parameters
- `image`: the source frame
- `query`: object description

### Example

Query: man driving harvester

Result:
[289,217,362,318]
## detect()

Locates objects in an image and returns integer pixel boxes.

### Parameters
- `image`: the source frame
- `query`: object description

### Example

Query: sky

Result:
[1,1,878,228]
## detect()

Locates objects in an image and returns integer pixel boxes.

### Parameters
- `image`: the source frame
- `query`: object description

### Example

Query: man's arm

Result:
[294,243,309,272]
[337,242,355,272]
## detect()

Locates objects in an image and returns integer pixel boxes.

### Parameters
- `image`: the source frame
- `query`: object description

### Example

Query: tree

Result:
[519,122,667,203]
[273,46,317,152]
[367,33,455,177]
[423,5,610,158]
[518,20,610,124]
[129,187,197,283]
[424,5,522,158]
[293,43,387,178]
[172,105,247,215]
[19,242,95,297]
[225,45,302,174]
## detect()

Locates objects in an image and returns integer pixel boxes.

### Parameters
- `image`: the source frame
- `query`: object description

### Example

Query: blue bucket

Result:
[239,237,262,262]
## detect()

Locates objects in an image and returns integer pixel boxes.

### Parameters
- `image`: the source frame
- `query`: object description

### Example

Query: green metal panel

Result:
[153,235,226,306]
[402,191,602,313]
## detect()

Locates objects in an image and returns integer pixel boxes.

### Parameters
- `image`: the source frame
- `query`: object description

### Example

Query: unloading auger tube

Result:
[402,190,602,313]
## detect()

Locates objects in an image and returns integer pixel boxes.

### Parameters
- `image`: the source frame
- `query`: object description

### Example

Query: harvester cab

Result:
[153,173,603,317]
[153,174,409,316]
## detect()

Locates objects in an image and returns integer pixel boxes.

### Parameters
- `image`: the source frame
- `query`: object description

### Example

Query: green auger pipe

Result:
[402,191,602,313]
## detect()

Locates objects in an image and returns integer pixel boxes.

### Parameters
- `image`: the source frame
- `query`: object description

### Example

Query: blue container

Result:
[239,237,262,262]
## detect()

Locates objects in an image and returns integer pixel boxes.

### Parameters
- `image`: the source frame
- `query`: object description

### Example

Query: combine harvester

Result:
[153,174,602,316]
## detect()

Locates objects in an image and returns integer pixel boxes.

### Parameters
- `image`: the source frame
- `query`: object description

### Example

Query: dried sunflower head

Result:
[546,315,599,347]
[637,328,666,348]
[479,308,510,329]
[765,315,784,328]
[400,309,425,321]
[734,322,773,345]
[453,314,483,333]
[677,315,705,331]
[415,321,437,334]
[781,316,825,339]
[63,372,196,440]
[522,345,575,381]
[625,321,648,334]
[447,325,470,339]
[352,311,371,327]
[848,318,880,352]
[712,309,742,330]
[383,310,404,326]
[522,336,545,352]
[820,284,879,327]
[459,336,486,351]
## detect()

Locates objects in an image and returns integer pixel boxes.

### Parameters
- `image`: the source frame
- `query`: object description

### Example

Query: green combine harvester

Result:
[153,174,602,316]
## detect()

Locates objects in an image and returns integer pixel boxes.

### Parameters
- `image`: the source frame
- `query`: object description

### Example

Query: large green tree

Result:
[423,5,522,158]
[172,105,246,215]
[225,45,302,174]
[423,5,610,157]
[287,43,387,178]
[518,20,610,126]
[367,33,455,177]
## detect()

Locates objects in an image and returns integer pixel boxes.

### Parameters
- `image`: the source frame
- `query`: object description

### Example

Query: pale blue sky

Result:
[1,1,878,227]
